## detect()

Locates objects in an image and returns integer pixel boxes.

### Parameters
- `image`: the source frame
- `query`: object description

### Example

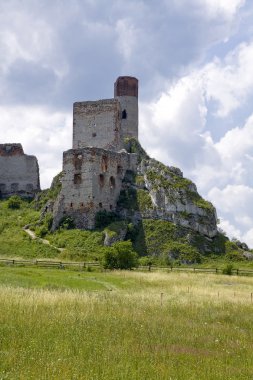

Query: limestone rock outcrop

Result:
[117,140,217,239]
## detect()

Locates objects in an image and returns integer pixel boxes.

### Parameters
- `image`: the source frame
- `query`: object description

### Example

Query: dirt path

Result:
[23,227,64,252]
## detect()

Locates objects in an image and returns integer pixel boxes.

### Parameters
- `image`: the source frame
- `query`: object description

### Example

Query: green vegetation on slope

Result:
[0,195,250,266]
[31,171,63,210]
[117,188,153,212]
[47,229,104,260]
[0,199,58,259]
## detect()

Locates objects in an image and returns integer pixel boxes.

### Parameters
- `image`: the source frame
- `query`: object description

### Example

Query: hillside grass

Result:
[0,199,59,259]
[1,269,253,379]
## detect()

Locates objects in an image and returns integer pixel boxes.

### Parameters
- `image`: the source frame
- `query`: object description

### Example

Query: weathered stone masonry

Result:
[73,99,121,151]
[0,143,40,198]
[52,76,139,229]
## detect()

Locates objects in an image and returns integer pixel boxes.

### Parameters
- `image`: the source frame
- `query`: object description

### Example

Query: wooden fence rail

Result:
[0,258,253,276]
[0,258,100,269]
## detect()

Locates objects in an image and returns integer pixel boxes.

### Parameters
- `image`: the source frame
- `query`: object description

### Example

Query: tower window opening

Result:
[110,205,113,210]
[74,154,82,170]
[122,109,127,119]
[109,176,116,189]
[92,132,96,137]
[101,155,108,172]
[99,202,103,208]
[117,165,123,175]
[99,174,105,187]
[74,173,82,185]
[70,202,73,207]
[11,183,19,191]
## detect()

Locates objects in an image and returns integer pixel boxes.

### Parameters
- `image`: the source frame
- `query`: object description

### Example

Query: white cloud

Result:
[139,73,207,171]
[0,8,58,73]
[219,219,242,240]
[0,106,72,188]
[216,114,253,159]
[208,185,253,214]
[116,19,139,62]
[200,0,245,19]
[170,0,245,19]
[205,42,253,117]
[141,39,253,176]
[242,228,253,247]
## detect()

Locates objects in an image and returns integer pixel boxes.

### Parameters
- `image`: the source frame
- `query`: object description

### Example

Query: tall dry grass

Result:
[1,271,253,379]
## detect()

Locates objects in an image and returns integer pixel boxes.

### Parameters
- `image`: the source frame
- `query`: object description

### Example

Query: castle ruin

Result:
[0,144,40,198]
[52,76,139,229]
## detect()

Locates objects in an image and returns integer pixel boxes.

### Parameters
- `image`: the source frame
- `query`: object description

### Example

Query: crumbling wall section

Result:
[0,144,40,198]
[117,96,138,141]
[52,147,137,230]
[73,99,121,151]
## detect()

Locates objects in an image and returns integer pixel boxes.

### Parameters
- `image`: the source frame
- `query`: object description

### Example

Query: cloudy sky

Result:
[1,0,253,245]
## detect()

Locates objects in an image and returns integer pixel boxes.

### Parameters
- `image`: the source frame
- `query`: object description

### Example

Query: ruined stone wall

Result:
[52,147,137,229]
[0,144,40,198]
[117,96,138,141]
[73,99,121,151]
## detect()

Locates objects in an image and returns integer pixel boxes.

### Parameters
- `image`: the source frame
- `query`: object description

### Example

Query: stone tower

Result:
[52,76,138,230]
[114,76,138,141]
[72,76,138,152]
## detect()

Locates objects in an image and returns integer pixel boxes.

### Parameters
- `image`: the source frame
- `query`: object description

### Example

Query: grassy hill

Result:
[0,197,58,259]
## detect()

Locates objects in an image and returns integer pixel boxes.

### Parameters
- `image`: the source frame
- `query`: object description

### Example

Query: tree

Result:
[103,241,138,270]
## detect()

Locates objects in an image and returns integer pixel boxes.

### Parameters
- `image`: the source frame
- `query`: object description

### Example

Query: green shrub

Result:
[222,264,234,275]
[7,195,22,209]
[132,219,176,256]
[117,188,138,210]
[225,241,244,261]
[34,212,54,237]
[43,212,53,230]
[104,221,127,235]
[35,225,48,238]
[103,241,138,270]
[59,216,75,230]
[138,256,159,269]
[163,241,201,264]
[95,210,120,229]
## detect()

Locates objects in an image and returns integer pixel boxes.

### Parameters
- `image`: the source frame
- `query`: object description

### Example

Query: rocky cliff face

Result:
[118,139,217,239]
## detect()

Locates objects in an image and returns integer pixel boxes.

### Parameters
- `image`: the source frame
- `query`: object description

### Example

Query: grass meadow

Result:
[1,267,253,379]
